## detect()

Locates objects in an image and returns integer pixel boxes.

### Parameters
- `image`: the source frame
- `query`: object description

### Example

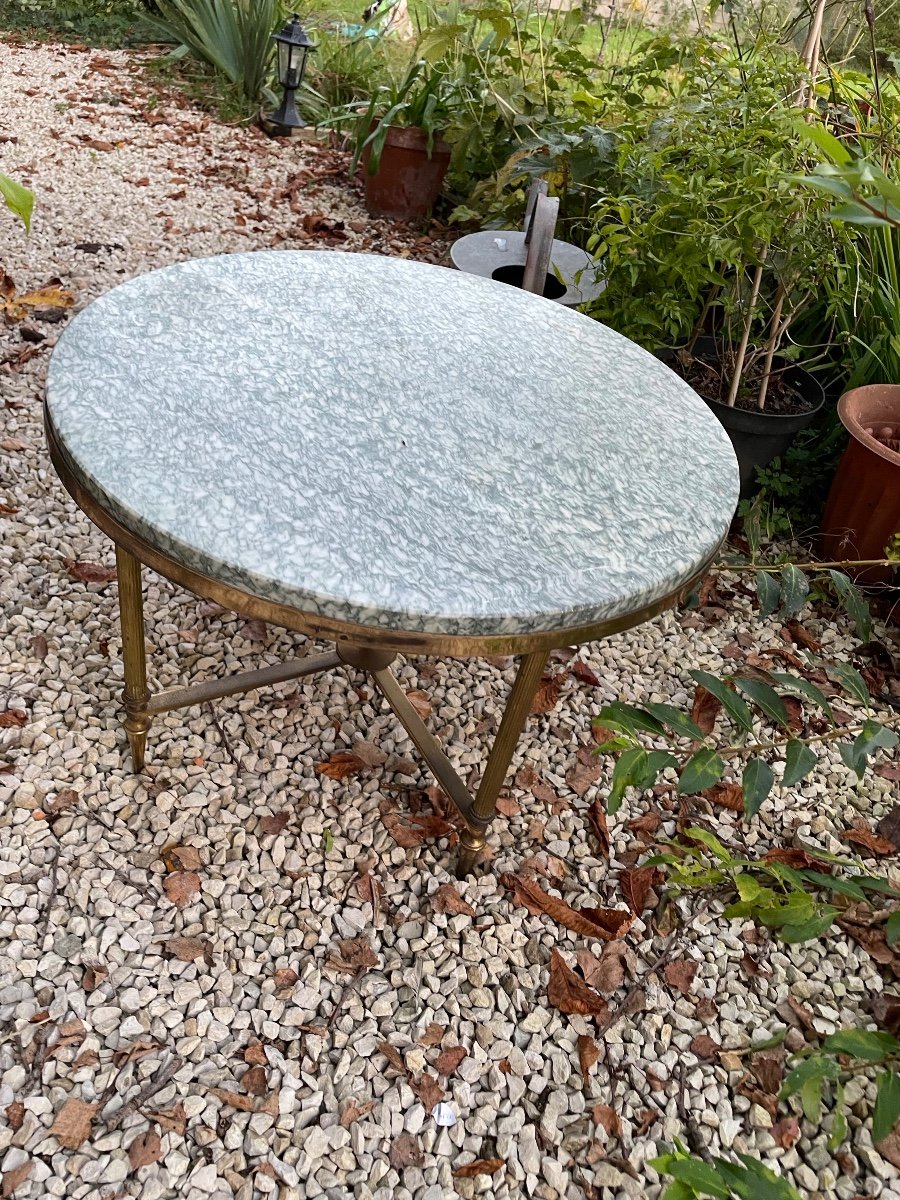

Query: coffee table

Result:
[44,251,739,874]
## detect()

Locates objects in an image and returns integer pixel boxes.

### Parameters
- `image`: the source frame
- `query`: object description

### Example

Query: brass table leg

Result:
[455,650,549,876]
[115,545,151,772]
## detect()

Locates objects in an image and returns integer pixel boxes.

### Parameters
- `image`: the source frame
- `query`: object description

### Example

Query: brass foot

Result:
[125,712,151,773]
[456,827,486,878]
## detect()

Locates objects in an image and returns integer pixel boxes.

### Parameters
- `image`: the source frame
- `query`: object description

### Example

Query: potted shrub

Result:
[578,34,842,494]
[347,57,451,219]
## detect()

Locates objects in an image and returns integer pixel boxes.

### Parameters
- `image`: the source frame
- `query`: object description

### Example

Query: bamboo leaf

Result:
[874,1071,900,1143]
[756,570,781,619]
[644,702,706,742]
[0,173,34,231]
[734,677,790,727]
[769,672,835,721]
[824,662,871,707]
[689,670,754,732]
[828,570,873,643]
[778,564,809,618]
[678,748,725,794]
[742,757,774,818]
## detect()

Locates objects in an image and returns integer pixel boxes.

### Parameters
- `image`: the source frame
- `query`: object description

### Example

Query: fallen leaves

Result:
[501,874,632,940]
[259,811,290,836]
[378,1042,407,1075]
[664,959,697,995]
[547,950,608,1016]
[592,1104,622,1136]
[50,1098,97,1149]
[872,993,900,1036]
[1,275,74,322]
[691,684,722,734]
[5,1103,24,1132]
[148,1102,186,1135]
[435,1046,467,1076]
[210,1088,256,1112]
[162,871,201,909]
[317,741,385,779]
[531,673,565,715]
[410,1073,443,1111]
[618,865,663,915]
[62,558,116,584]
[162,844,202,872]
[242,1066,267,1096]
[404,689,432,720]
[843,824,897,857]
[587,797,610,858]
[771,1116,801,1148]
[430,884,474,917]
[703,782,744,813]
[389,1135,424,1169]
[0,711,26,728]
[162,936,210,963]
[378,798,456,849]
[340,1098,375,1127]
[325,936,378,974]
[453,1158,504,1178]
[577,1034,599,1081]
[577,942,633,993]
[127,1127,162,1170]
[690,1034,721,1059]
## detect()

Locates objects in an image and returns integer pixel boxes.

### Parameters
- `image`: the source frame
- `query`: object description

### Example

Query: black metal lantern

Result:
[269,14,315,132]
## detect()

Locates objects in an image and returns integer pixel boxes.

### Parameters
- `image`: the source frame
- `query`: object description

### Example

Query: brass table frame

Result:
[48,422,715,875]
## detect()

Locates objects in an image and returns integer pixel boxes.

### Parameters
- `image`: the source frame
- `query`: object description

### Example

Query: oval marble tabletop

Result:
[45,251,739,639]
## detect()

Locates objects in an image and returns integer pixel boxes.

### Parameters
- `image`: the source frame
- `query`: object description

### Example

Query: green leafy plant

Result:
[152,0,280,107]
[653,826,900,941]
[782,1027,900,1147]
[0,172,33,230]
[652,1138,801,1199]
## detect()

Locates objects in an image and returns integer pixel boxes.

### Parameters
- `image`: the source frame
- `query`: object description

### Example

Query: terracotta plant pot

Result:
[820,385,900,585]
[362,125,450,220]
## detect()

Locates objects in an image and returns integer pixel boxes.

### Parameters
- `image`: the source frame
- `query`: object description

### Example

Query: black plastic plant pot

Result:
[704,378,825,497]
[658,343,825,497]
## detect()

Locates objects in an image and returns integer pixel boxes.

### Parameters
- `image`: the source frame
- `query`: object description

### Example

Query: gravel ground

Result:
[2,38,900,1200]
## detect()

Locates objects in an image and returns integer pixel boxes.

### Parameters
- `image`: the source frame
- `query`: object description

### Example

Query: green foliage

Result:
[751,559,875,642]
[652,829,898,945]
[151,0,280,107]
[652,1139,801,1199]
[0,172,33,230]
[0,0,158,44]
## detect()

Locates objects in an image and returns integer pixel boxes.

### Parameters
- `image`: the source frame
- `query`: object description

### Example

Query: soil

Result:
[670,348,816,416]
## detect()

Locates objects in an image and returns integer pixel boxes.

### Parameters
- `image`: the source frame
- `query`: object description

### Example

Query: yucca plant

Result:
[153,0,281,108]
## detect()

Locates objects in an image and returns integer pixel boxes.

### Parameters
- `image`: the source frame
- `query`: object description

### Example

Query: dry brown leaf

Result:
[50,1098,98,1149]
[0,711,26,728]
[410,1073,444,1111]
[241,619,267,641]
[627,811,663,837]
[696,997,718,1020]
[147,1102,186,1136]
[431,883,475,917]
[502,873,631,940]
[495,795,520,817]
[161,845,202,872]
[531,673,564,715]
[877,1130,900,1169]
[578,1034,599,1082]
[843,824,897,857]
[405,690,432,720]
[2,1160,32,1198]
[876,804,900,845]
[112,1039,163,1066]
[571,659,602,687]
[340,1098,375,1127]
[567,757,603,798]
[128,1128,162,1170]
[379,799,456,849]
[0,438,29,452]
[762,847,833,873]
[63,558,116,584]
[5,1102,24,1132]
[2,279,75,321]
[872,993,900,1035]
[326,936,378,974]
[634,1108,659,1137]
[587,797,610,857]
[703,783,745,813]
[318,741,386,779]
[690,685,722,734]
[82,962,107,993]
[771,1116,801,1148]
[72,1049,99,1069]
[876,763,900,782]
[547,950,608,1016]
[592,1104,622,1137]
[577,942,631,993]
[163,871,200,908]
[453,1158,505,1178]
[690,1034,720,1059]
[750,1048,785,1095]
[389,1134,423,1169]
[619,864,663,914]
[209,1088,255,1112]
[664,959,698,995]
[274,967,298,989]
[435,1046,467,1076]
[782,619,822,651]
[163,936,208,962]
[242,1066,267,1096]
[46,788,79,814]
[260,812,290,835]
[378,1042,408,1075]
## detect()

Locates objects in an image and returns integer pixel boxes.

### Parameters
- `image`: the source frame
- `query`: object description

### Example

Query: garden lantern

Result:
[269,14,315,132]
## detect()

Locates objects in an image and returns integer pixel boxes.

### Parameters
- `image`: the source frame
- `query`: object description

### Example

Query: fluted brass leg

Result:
[455,649,549,877]
[115,545,151,772]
